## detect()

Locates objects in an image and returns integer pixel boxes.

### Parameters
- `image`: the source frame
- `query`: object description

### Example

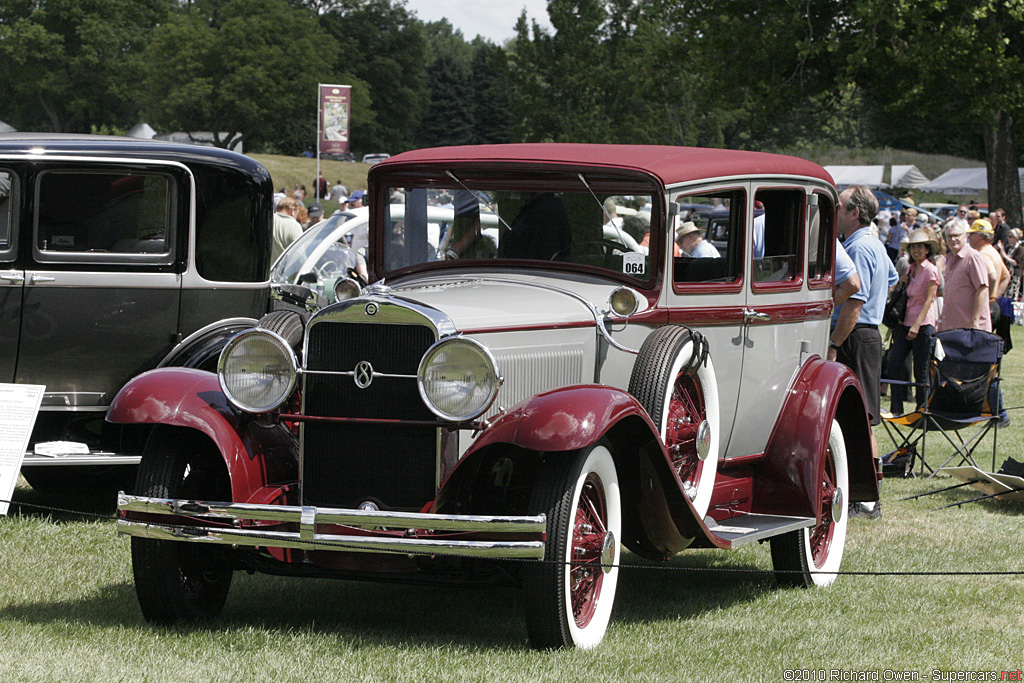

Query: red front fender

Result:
[466,384,659,455]
[106,368,298,503]
[436,385,717,557]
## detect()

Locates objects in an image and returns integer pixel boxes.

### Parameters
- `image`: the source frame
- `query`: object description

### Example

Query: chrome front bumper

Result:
[116,494,547,560]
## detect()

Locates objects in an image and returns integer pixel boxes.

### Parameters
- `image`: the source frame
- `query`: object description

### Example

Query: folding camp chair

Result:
[881,328,1005,476]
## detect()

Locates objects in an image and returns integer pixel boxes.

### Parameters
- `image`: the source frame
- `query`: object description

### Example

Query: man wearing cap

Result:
[305,203,324,230]
[968,219,1011,352]
[347,189,365,209]
[968,219,1010,300]
[939,219,990,332]
[676,221,720,258]
[829,185,897,519]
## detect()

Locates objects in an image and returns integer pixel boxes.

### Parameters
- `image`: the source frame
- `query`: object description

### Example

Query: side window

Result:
[808,192,835,285]
[0,171,13,254]
[672,190,745,288]
[35,169,175,265]
[752,188,804,285]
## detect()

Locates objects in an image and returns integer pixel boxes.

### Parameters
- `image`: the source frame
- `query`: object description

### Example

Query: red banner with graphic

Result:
[319,84,351,154]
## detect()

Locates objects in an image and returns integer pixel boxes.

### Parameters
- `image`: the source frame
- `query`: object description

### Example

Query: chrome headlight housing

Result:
[417,337,500,421]
[218,329,298,413]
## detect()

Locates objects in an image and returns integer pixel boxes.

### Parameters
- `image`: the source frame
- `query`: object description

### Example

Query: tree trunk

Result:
[982,110,1022,230]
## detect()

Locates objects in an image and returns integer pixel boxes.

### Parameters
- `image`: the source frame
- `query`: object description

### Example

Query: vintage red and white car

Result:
[112,144,879,649]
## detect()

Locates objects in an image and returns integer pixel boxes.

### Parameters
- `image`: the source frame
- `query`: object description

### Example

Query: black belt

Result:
[854,323,878,330]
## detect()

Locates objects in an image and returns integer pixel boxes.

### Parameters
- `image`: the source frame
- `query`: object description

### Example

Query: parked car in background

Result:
[0,133,273,492]
[361,153,390,165]
[114,144,878,650]
[919,202,958,220]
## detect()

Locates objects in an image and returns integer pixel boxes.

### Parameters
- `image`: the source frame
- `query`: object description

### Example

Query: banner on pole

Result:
[319,84,351,154]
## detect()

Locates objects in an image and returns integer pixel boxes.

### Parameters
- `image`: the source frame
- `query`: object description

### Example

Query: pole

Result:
[316,83,322,201]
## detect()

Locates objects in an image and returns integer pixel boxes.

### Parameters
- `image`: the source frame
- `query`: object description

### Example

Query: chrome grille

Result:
[301,320,437,511]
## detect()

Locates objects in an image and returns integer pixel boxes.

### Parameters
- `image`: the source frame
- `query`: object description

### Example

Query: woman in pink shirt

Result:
[886,230,940,415]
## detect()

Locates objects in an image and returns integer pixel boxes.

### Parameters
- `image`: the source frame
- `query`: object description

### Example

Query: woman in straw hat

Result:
[885,229,941,415]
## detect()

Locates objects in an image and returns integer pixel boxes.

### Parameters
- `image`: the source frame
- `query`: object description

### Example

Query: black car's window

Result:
[752,188,804,286]
[35,170,175,265]
[0,170,13,253]
[671,190,745,287]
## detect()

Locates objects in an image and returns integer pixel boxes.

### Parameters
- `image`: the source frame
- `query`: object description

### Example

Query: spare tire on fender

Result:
[628,325,720,518]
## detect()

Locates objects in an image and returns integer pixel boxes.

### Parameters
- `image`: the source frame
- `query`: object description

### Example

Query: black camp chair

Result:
[881,328,1005,476]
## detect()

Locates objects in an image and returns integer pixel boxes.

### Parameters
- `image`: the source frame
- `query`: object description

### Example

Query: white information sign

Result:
[0,384,45,515]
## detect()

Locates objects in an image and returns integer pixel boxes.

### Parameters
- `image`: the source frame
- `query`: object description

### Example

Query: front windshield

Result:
[270,212,361,300]
[376,170,659,286]
[271,212,356,284]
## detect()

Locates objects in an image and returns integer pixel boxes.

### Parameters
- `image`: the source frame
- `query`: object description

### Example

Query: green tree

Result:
[417,55,474,148]
[319,0,428,154]
[141,0,337,150]
[468,43,513,145]
[0,0,170,132]
[847,0,1024,226]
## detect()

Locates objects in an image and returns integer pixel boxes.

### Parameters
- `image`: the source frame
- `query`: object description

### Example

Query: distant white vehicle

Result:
[361,153,390,165]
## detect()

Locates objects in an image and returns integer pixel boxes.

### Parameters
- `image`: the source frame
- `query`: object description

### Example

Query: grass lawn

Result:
[248,153,371,217]
[2,327,1023,682]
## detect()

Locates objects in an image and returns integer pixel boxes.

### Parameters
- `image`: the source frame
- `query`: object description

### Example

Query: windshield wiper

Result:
[444,170,514,235]
[577,173,631,248]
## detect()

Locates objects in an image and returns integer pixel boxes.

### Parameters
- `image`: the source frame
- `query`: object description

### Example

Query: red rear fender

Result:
[752,357,877,518]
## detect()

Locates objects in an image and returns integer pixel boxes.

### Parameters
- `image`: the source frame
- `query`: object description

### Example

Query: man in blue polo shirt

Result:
[828,185,897,519]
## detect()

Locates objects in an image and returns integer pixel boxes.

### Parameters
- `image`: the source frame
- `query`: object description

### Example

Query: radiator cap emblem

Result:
[365,302,378,316]
[354,360,374,388]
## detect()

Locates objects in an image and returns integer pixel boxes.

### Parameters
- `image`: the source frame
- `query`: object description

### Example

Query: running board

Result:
[704,513,815,548]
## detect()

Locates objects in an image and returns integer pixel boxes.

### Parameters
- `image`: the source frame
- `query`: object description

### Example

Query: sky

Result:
[403,0,554,44]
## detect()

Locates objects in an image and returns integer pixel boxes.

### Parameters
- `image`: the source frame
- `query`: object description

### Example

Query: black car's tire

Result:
[524,442,621,649]
[770,419,848,588]
[628,325,720,518]
[130,426,234,624]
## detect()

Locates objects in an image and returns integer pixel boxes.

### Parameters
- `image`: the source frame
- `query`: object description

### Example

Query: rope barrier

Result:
[5,497,1024,577]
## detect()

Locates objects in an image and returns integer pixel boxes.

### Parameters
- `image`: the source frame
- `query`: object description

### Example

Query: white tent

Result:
[823,165,885,189]
[889,165,929,189]
[0,120,16,133]
[922,168,989,195]
[127,122,157,139]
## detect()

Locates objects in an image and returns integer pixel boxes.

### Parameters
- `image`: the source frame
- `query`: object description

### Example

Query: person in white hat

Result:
[676,221,719,258]
[885,229,940,416]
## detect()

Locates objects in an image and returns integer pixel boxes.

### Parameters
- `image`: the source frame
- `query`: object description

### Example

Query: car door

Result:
[726,183,816,458]
[16,164,184,409]
[664,185,749,449]
[0,168,21,382]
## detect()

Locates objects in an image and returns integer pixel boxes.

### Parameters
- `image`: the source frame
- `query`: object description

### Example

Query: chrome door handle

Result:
[743,308,771,323]
[30,275,55,284]
[0,274,25,283]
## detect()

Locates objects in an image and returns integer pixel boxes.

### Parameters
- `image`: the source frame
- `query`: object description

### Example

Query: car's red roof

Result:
[381,144,834,188]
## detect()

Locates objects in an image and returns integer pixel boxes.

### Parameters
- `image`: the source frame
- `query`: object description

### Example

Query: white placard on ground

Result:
[0,384,45,516]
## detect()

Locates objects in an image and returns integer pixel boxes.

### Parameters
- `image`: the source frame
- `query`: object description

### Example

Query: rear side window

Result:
[35,170,175,265]
[752,188,804,288]
[808,192,835,286]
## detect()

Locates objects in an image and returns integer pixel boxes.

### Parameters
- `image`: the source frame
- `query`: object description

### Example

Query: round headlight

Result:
[417,337,500,421]
[333,277,361,303]
[218,329,298,413]
[609,287,639,317]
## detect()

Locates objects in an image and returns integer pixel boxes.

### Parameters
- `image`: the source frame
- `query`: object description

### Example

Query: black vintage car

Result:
[0,133,274,491]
